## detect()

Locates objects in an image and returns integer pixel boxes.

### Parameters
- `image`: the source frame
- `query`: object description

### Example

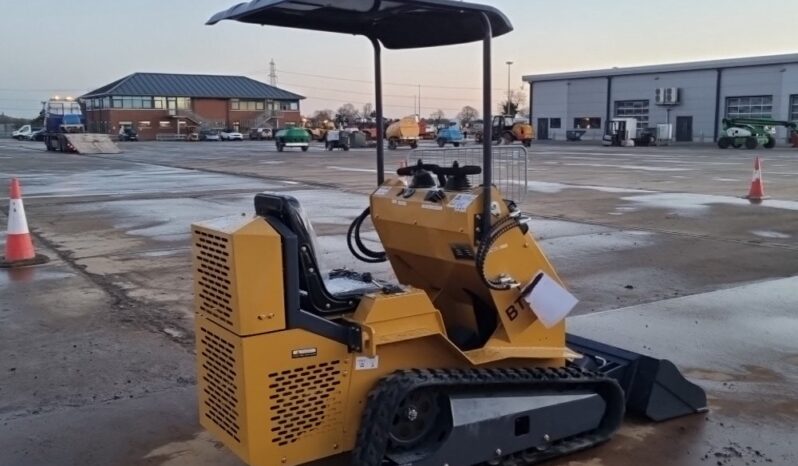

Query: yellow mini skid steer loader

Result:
[194,2,707,466]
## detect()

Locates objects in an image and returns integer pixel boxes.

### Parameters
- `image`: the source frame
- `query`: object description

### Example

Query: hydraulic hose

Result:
[475,215,522,291]
[347,207,387,264]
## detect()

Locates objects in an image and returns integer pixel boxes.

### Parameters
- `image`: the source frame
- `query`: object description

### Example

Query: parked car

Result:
[436,122,465,147]
[118,127,138,141]
[220,129,244,141]
[12,124,33,140]
[27,128,45,141]
[249,127,273,140]
[199,130,221,141]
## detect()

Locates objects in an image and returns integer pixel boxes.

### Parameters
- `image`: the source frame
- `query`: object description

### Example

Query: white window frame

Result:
[725,95,773,120]
[614,100,650,128]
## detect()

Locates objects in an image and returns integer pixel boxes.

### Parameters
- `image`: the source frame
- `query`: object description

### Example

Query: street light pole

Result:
[506,61,514,114]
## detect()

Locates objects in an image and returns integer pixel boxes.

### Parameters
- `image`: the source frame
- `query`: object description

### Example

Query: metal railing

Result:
[155,133,188,141]
[408,145,529,202]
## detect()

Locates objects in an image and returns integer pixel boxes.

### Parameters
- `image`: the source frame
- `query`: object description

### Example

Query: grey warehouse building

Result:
[523,53,798,144]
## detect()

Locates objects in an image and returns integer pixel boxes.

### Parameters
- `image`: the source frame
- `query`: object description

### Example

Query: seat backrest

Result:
[254,193,321,261]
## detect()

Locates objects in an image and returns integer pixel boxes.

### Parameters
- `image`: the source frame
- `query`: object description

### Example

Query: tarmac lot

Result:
[1,138,797,466]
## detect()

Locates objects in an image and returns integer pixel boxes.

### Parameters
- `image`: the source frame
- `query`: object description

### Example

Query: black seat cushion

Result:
[254,193,379,315]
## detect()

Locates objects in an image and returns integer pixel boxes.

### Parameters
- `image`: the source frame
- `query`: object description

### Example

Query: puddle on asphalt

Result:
[541,230,655,257]
[621,192,798,214]
[522,180,653,195]
[750,230,791,239]
[140,249,188,258]
[12,167,279,198]
[561,162,690,172]
[0,268,74,287]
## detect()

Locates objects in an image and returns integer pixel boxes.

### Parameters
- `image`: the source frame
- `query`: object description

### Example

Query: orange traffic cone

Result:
[2,178,47,268]
[746,157,766,204]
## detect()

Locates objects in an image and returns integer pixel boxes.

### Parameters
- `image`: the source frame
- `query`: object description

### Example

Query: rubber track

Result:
[351,367,625,466]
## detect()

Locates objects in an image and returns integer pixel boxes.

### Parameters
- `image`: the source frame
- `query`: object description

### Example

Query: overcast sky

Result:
[2,0,797,119]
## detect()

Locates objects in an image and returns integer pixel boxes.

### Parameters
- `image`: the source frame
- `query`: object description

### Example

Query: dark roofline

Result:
[82,74,134,97]
[523,52,798,83]
[80,72,304,100]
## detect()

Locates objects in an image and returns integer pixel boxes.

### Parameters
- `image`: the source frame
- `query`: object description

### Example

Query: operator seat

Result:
[254,193,380,316]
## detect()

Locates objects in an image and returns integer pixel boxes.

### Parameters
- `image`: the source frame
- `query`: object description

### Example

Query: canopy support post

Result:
[480,13,493,240]
[371,37,385,186]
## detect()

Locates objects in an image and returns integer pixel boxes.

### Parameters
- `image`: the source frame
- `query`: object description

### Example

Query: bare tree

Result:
[336,103,359,126]
[429,109,446,125]
[457,105,479,126]
[312,109,334,125]
[499,90,527,117]
[361,103,374,120]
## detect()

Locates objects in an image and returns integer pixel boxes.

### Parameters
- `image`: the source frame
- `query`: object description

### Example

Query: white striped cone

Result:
[4,178,36,262]
[747,157,765,201]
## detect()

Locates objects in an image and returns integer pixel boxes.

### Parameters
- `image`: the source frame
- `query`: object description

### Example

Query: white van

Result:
[12,125,32,140]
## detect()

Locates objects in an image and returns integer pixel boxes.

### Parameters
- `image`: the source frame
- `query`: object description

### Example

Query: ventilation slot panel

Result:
[194,229,234,326]
[268,361,344,446]
[200,326,241,443]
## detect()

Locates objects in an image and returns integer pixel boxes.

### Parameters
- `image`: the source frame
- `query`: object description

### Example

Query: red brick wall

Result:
[281,110,302,125]
[84,99,303,140]
[86,109,173,140]
[193,99,228,126]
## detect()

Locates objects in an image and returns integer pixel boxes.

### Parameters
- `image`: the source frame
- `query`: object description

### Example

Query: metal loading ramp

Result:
[64,134,121,154]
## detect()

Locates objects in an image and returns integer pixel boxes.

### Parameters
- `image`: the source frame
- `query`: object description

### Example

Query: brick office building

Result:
[80,72,304,140]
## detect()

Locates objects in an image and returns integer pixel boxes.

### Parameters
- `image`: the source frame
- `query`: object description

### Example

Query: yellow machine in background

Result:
[386,115,421,150]
[476,115,535,147]
[196,2,706,466]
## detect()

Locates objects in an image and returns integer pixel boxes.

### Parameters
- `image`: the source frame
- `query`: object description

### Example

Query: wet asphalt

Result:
[0,138,797,465]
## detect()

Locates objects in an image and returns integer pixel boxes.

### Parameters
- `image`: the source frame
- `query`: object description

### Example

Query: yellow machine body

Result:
[193,178,575,466]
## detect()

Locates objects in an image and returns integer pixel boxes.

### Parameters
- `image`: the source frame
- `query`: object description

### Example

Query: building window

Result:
[725,96,772,120]
[109,96,156,109]
[574,117,602,129]
[280,101,299,111]
[138,121,151,129]
[615,100,649,128]
[118,121,133,129]
[159,121,171,128]
[231,99,265,111]
[549,118,561,129]
[153,97,165,109]
[789,95,798,121]
[176,97,191,110]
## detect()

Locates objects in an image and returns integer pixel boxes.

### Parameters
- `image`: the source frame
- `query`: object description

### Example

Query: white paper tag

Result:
[522,272,578,328]
[422,204,443,211]
[447,193,477,212]
[374,186,391,196]
[355,356,379,371]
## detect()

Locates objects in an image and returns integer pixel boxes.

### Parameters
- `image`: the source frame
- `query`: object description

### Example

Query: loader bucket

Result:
[567,334,708,422]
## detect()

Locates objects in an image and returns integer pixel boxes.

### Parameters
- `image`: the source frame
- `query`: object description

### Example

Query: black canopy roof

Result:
[207,0,513,49]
